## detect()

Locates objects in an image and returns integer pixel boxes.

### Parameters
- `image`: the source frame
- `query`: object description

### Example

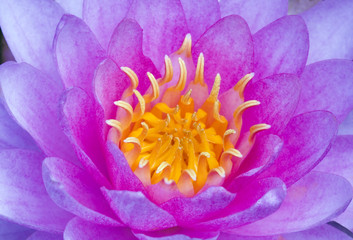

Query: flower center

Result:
[106,35,270,195]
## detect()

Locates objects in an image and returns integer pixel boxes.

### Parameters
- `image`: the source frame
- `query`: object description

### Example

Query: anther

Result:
[144,72,160,102]
[234,73,255,99]
[156,162,171,174]
[106,119,122,133]
[173,58,187,91]
[181,89,192,104]
[176,34,192,57]
[208,73,221,103]
[132,90,146,122]
[121,67,139,96]
[249,124,271,143]
[139,158,149,168]
[193,53,205,85]
[223,129,236,150]
[159,56,173,86]
[114,100,133,126]
[233,100,260,130]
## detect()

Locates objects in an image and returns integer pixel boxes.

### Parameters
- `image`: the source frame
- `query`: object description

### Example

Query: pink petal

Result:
[56,0,83,18]
[253,16,309,81]
[133,229,219,240]
[0,149,73,232]
[0,0,63,78]
[180,0,221,41]
[260,111,337,186]
[192,15,253,94]
[301,0,353,64]
[0,62,77,162]
[146,179,183,205]
[231,171,353,236]
[108,18,160,93]
[219,0,288,33]
[83,0,132,49]
[219,233,277,240]
[102,188,177,231]
[54,14,106,94]
[127,0,188,70]
[243,73,301,135]
[42,157,123,227]
[161,186,235,225]
[295,60,353,123]
[64,217,136,240]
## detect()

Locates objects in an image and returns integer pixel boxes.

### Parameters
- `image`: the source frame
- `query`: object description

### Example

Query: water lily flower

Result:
[1,0,353,239]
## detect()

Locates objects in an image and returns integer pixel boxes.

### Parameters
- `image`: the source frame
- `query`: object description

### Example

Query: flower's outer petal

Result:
[0,0,63,78]
[94,58,130,121]
[193,15,253,94]
[180,0,221,41]
[281,223,353,240]
[253,16,309,81]
[146,180,183,205]
[161,186,236,225]
[301,0,353,64]
[219,0,288,33]
[231,171,353,236]
[83,0,132,49]
[0,102,38,151]
[106,142,145,192]
[62,87,110,187]
[64,217,136,240]
[218,233,277,240]
[295,60,353,123]
[0,149,73,232]
[102,188,177,231]
[42,157,123,227]
[0,218,34,240]
[261,111,337,186]
[339,110,353,135]
[133,229,219,240]
[243,74,301,135]
[314,136,353,231]
[127,0,188,70]
[27,231,62,240]
[56,0,83,18]
[192,178,286,231]
[0,62,77,162]
[54,14,106,94]
[108,18,160,94]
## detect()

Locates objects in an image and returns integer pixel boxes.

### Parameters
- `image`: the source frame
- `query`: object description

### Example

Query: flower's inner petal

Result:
[106,35,269,195]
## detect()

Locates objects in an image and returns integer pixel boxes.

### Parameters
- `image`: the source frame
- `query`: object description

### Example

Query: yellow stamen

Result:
[233,100,260,130]
[121,67,139,97]
[176,33,192,57]
[233,72,254,100]
[144,72,160,103]
[158,56,173,86]
[249,124,271,143]
[193,53,205,85]
[131,90,146,122]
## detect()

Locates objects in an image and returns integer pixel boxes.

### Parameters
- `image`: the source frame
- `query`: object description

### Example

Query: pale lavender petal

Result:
[0,218,34,240]
[161,186,235,225]
[301,0,353,64]
[180,0,221,41]
[102,188,177,231]
[0,0,63,78]
[218,233,277,240]
[54,14,106,94]
[193,15,253,94]
[253,16,309,81]
[0,149,73,232]
[231,171,352,236]
[127,0,188,69]
[27,231,62,240]
[108,18,159,93]
[134,229,219,240]
[42,157,123,227]
[219,0,288,33]
[339,110,353,135]
[83,0,132,49]
[64,217,136,240]
[56,0,83,18]
[260,111,337,186]
[295,60,353,122]
[0,62,77,162]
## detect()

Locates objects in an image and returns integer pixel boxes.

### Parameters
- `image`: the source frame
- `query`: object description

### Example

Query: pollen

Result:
[106,35,269,195]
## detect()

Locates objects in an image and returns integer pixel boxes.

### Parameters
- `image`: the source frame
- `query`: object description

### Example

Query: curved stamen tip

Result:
[164,178,174,185]
[208,73,221,103]
[177,33,192,56]
[139,158,149,168]
[249,124,271,142]
[212,167,226,178]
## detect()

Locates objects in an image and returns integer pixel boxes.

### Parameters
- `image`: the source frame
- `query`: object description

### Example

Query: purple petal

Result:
[301,0,353,64]
[180,0,221,41]
[253,16,309,81]
[0,62,77,162]
[243,74,301,135]
[64,217,136,240]
[27,231,62,240]
[102,188,177,231]
[56,0,83,18]
[0,218,34,240]
[295,60,353,123]
[314,136,353,230]
[42,157,123,227]
[218,233,277,240]
[127,0,188,70]
[54,14,106,94]
[260,111,337,186]
[231,171,353,236]
[339,110,353,135]
[192,178,286,231]
[0,0,63,78]
[0,102,38,151]
[193,15,253,94]
[161,186,235,225]
[133,228,219,240]
[94,58,130,121]
[108,18,159,93]
[83,0,132,49]
[219,0,288,33]
[0,149,73,232]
